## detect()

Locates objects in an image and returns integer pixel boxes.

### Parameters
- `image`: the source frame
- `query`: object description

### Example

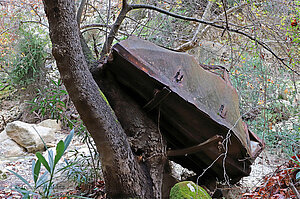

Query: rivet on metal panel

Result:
[174,69,184,83]
[219,104,227,118]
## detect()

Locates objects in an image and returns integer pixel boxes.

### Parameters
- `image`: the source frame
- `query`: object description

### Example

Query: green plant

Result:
[8,129,79,198]
[61,122,102,190]
[9,28,47,87]
[27,78,102,190]
[27,79,68,121]
[230,52,299,155]
[62,148,101,187]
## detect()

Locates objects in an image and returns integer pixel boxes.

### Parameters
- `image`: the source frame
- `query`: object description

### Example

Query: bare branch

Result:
[221,0,229,36]
[97,2,298,75]
[128,3,299,75]
[80,23,111,29]
[76,0,87,25]
[290,181,300,199]
[86,2,106,23]
[175,1,213,52]
[99,1,130,59]
[0,20,48,36]
[103,0,112,58]
[0,83,9,91]
[199,3,248,39]
[20,20,48,28]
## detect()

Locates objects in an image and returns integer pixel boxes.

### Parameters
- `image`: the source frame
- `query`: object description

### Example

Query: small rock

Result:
[6,121,56,153]
[37,119,61,132]
[0,130,25,157]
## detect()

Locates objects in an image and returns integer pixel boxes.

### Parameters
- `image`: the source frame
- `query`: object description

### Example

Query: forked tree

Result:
[41,0,299,198]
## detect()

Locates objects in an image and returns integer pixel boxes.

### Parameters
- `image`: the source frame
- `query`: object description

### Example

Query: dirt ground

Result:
[221,149,289,198]
[0,99,292,198]
[0,142,287,198]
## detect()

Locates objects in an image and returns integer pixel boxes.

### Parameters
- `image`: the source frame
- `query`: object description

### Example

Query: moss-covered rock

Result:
[169,181,211,199]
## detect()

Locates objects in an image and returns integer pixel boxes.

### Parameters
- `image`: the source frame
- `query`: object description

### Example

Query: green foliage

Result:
[27,79,68,120]
[9,29,47,87]
[61,149,101,187]
[26,79,101,190]
[230,54,299,155]
[61,122,102,189]
[9,129,75,198]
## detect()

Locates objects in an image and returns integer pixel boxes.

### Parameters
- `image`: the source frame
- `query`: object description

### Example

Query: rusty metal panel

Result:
[106,36,264,182]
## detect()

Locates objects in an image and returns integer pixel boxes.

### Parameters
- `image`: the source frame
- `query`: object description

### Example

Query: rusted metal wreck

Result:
[105,36,264,184]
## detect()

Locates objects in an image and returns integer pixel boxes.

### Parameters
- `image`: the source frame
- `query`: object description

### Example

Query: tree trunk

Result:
[42,0,165,198]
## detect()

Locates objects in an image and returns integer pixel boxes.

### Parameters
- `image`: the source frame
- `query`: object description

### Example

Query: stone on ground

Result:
[37,119,61,132]
[5,120,59,153]
[0,130,25,157]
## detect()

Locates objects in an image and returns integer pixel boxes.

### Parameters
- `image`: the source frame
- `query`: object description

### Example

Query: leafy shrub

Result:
[27,79,68,121]
[230,54,299,155]
[27,81,102,190]
[9,129,75,198]
[62,148,101,188]
[61,121,102,190]
[9,29,47,87]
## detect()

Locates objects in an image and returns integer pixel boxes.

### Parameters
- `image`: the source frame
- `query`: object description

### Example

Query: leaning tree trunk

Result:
[42,0,165,198]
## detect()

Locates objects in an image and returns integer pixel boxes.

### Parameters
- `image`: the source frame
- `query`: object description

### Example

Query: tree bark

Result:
[94,68,166,198]
[42,0,165,198]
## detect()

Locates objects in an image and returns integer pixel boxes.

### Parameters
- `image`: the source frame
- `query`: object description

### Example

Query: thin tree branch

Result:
[290,181,300,199]
[99,0,130,59]
[76,0,87,25]
[97,2,299,75]
[80,23,111,29]
[198,3,248,40]
[104,0,112,57]
[175,1,213,51]
[0,83,9,91]
[20,20,49,28]
[0,20,48,36]
[221,0,229,37]
[86,2,106,24]
[125,16,187,37]
[128,3,299,75]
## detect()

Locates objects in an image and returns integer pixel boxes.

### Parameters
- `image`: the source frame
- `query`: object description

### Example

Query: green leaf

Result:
[8,169,33,190]
[32,159,41,184]
[60,90,67,94]
[36,152,51,173]
[48,149,54,172]
[35,171,49,189]
[296,171,300,180]
[33,126,48,151]
[54,140,65,166]
[64,129,74,153]
[12,187,36,198]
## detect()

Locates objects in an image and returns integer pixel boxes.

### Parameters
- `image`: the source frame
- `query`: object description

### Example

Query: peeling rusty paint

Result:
[105,36,264,183]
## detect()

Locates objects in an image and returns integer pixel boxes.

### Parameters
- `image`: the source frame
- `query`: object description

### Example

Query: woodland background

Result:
[0,0,299,198]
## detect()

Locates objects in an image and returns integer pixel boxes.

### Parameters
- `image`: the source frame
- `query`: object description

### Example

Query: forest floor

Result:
[0,98,297,199]
[0,144,289,198]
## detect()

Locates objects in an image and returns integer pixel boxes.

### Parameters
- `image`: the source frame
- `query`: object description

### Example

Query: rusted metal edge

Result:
[167,135,223,157]
[143,87,171,112]
[108,43,254,180]
[111,43,250,156]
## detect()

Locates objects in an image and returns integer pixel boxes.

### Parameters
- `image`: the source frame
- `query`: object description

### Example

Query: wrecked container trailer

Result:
[105,36,264,183]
